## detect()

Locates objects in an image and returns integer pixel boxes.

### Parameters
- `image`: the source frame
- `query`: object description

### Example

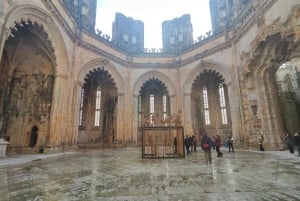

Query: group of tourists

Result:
[182,130,300,165]
[184,133,235,164]
[183,135,198,155]
[261,132,300,156]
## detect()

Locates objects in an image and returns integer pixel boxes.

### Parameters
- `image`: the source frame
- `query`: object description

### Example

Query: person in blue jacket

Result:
[200,133,215,165]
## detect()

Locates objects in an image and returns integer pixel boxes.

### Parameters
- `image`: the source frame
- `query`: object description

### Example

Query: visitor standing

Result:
[184,135,191,155]
[258,135,265,151]
[200,134,215,164]
[227,134,234,153]
[192,135,197,152]
[214,135,223,157]
[285,133,294,154]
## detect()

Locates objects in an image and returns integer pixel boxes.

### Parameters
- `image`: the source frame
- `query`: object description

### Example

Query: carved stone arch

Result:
[246,4,300,78]
[251,33,300,80]
[183,60,232,94]
[2,4,70,76]
[241,16,300,149]
[78,59,125,93]
[133,70,176,97]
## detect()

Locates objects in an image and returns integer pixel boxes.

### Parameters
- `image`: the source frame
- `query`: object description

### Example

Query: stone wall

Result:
[0,0,300,153]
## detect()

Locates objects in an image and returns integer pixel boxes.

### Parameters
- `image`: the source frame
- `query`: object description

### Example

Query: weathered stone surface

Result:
[0,0,299,153]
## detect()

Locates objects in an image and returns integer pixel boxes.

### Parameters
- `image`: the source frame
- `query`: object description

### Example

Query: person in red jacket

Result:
[214,135,223,157]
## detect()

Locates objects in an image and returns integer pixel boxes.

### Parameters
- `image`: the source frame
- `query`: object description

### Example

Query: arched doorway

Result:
[78,68,118,147]
[275,59,300,136]
[0,20,55,153]
[190,69,232,138]
[29,126,38,147]
[242,30,300,149]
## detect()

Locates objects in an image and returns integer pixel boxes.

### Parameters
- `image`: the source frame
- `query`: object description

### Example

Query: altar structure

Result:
[142,126,185,158]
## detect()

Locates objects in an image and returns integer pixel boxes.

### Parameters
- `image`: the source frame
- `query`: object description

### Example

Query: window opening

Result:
[219,84,228,124]
[94,86,101,126]
[203,86,210,125]
[79,88,84,126]
[138,95,142,127]
[163,95,167,125]
[150,94,155,126]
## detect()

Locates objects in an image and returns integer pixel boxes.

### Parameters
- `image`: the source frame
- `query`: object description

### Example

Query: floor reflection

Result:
[0,149,299,201]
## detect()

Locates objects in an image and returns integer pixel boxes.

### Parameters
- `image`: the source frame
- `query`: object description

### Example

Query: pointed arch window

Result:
[79,87,85,127]
[138,95,142,127]
[94,86,102,126]
[219,84,228,124]
[163,94,167,122]
[149,94,155,126]
[203,86,210,125]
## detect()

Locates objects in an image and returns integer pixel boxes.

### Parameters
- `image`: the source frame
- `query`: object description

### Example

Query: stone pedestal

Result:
[0,138,9,157]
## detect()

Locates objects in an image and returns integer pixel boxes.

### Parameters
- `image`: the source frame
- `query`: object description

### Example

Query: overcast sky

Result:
[95,0,212,49]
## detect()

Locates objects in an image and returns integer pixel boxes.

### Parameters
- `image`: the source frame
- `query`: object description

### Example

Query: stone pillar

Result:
[71,81,82,144]
[131,94,138,143]
[227,82,240,139]
[183,92,193,135]
[48,74,69,148]
[116,93,126,143]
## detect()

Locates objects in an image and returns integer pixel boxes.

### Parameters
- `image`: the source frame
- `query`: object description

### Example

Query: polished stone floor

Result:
[0,148,299,201]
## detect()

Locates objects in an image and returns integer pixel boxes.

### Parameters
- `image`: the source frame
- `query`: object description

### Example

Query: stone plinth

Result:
[0,139,9,157]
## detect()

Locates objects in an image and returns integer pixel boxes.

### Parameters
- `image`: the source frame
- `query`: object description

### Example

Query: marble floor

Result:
[0,148,299,201]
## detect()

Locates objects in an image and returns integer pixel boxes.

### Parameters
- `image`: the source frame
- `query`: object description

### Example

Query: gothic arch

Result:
[133,70,176,96]
[0,4,72,152]
[245,4,300,79]
[183,60,233,94]
[240,11,300,149]
[78,59,125,93]
[2,4,70,75]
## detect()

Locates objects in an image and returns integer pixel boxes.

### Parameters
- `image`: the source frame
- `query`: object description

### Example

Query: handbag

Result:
[202,143,210,150]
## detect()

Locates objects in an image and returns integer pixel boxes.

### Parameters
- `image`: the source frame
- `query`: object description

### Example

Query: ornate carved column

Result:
[183,92,193,135]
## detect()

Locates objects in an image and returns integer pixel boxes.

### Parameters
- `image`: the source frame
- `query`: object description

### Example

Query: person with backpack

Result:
[200,134,215,164]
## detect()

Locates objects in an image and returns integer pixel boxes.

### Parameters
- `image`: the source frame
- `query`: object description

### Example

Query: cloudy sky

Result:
[95,0,211,49]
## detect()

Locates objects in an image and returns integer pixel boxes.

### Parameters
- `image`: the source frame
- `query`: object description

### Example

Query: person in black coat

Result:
[285,133,294,154]
[184,135,191,155]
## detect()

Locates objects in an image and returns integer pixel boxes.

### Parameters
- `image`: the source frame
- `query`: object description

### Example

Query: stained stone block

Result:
[0,138,9,157]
